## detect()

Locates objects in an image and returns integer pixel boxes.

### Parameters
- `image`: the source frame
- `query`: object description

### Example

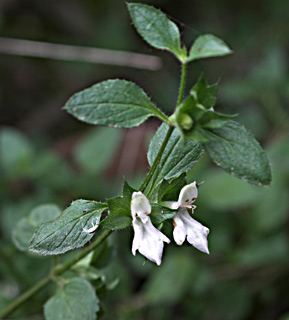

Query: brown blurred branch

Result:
[0,37,162,70]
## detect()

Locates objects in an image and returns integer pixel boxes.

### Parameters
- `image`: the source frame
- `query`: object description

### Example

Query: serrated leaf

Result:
[101,180,135,230]
[127,3,184,60]
[187,34,232,63]
[30,200,107,255]
[74,127,121,175]
[12,204,61,251]
[148,124,203,187]
[204,121,272,185]
[64,79,167,128]
[190,75,218,109]
[44,278,99,320]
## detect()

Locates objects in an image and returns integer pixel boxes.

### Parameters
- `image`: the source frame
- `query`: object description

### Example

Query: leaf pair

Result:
[173,76,236,142]
[127,3,232,63]
[64,3,232,130]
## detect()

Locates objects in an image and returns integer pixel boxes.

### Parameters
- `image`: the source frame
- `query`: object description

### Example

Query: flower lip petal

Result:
[132,217,169,265]
[173,208,210,254]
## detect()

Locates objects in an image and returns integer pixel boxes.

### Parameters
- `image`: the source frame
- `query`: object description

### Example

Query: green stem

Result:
[140,62,187,194]
[139,126,174,193]
[176,62,187,107]
[0,229,112,319]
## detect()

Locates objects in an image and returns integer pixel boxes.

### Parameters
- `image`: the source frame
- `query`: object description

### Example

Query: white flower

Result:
[131,192,170,266]
[163,182,210,254]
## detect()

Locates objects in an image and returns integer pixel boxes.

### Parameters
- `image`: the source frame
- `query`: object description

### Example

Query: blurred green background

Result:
[0,0,289,319]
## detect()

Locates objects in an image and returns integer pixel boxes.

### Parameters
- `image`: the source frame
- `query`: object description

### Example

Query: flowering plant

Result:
[1,3,272,320]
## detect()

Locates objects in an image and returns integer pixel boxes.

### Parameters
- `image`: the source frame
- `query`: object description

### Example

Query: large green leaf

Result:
[127,3,184,61]
[64,79,167,128]
[12,204,61,251]
[74,127,121,175]
[148,124,203,187]
[30,200,107,255]
[204,121,272,185]
[187,34,232,62]
[44,278,99,320]
[101,180,135,230]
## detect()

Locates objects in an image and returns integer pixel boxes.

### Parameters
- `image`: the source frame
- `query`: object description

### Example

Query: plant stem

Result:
[140,62,187,195]
[0,229,112,319]
[0,59,189,320]
[176,62,187,107]
[139,126,174,193]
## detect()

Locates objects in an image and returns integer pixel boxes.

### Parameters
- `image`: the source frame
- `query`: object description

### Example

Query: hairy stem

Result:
[0,229,112,319]
[176,62,187,107]
[139,126,174,193]
[145,62,188,198]
[0,58,189,320]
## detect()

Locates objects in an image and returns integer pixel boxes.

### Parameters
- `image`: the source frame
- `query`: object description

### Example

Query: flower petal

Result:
[173,213,186,245]
[173,209,210,254]
[131,191,151,223]
[161,201,179,210]
[131,217,170,265]
[178,182,198,207]
[182,210,210,254]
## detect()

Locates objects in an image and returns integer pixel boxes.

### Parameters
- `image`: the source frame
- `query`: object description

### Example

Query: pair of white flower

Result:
[131,182,210,266]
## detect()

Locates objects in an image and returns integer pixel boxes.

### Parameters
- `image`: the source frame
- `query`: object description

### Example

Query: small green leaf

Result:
[150,204,176,226]
[148,124,203,187]
[187,34,232,63]
[190,75,218,109]
[64,79,168,128]
[127,3,184,61]
[157,174,187,202]
[200,110,237,129]
[74,127,121,175]
[30,200,107,255]
[204,121,272,185]
[44,278,99,320]
[12,204,61,251]
[101,180,135,230]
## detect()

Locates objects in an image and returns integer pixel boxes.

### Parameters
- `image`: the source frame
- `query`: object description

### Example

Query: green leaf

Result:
[148,124,203,187]
[44,278,99,320]
[204,121,272,185]
[64,79,167,128]
[101,180,135,230]
[12,204,61,251]
[74,127,121,175]
[157,174,187,202]
[200,110,237,129]
[190,75,218,109]
[127,3,184,61]
[186,34,232,63]
[150,204,176,226]
[0,127,34,178]
[29,200,107,255]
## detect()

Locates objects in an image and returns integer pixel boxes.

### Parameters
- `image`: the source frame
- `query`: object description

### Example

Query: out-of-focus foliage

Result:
[0,0,289,319]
